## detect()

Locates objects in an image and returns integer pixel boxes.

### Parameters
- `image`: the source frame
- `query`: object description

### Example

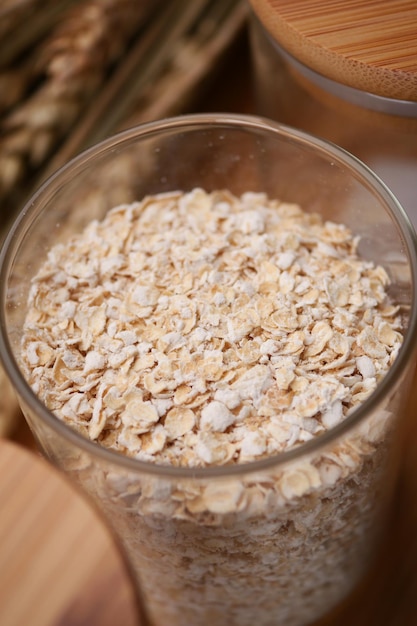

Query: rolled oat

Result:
[21,188,401,463]
[20,188,404,626]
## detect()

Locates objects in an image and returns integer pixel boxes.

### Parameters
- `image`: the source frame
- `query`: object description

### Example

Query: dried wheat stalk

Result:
[0,0,46,41]
[0,65,32,115]
[0,0,154,204]
[42,0,248,177]
[122,0,249,128]
[0,2,81,113]
[0,0,79,67]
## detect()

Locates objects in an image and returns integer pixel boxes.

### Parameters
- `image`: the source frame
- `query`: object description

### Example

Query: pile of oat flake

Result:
[21,188,403,466]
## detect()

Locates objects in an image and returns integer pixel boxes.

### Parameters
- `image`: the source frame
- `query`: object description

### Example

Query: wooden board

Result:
[249,0,417,99]
[0,439,139,626]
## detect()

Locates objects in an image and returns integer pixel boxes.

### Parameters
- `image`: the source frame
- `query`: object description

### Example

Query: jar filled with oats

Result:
[249,0,417,228]
[1,115,416,626]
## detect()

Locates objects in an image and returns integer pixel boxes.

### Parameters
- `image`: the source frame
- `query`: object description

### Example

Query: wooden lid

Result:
[250,0,417,101]
[0,439,139,626]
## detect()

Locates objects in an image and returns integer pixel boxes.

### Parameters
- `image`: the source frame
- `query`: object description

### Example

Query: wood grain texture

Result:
[249,0,417,99]
[0,439,139,626]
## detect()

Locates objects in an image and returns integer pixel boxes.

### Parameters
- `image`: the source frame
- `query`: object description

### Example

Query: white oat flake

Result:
[19,188,406,626]
[20,188,403,468]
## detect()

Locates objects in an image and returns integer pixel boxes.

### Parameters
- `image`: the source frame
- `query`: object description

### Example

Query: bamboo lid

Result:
[0,439,139,626]
[250,0,417,101]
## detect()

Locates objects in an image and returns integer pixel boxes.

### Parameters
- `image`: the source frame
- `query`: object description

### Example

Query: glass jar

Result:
[249,0,417,226]
[1,114,417,626]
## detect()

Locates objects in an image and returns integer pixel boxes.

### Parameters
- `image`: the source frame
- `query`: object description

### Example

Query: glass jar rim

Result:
[1,112,417,479]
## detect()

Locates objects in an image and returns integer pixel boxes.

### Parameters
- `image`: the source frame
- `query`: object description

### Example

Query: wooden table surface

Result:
[3,27,417,626]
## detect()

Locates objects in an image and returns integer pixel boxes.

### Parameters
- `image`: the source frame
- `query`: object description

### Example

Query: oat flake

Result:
[20,188,406,626]
[21,188,402,467]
